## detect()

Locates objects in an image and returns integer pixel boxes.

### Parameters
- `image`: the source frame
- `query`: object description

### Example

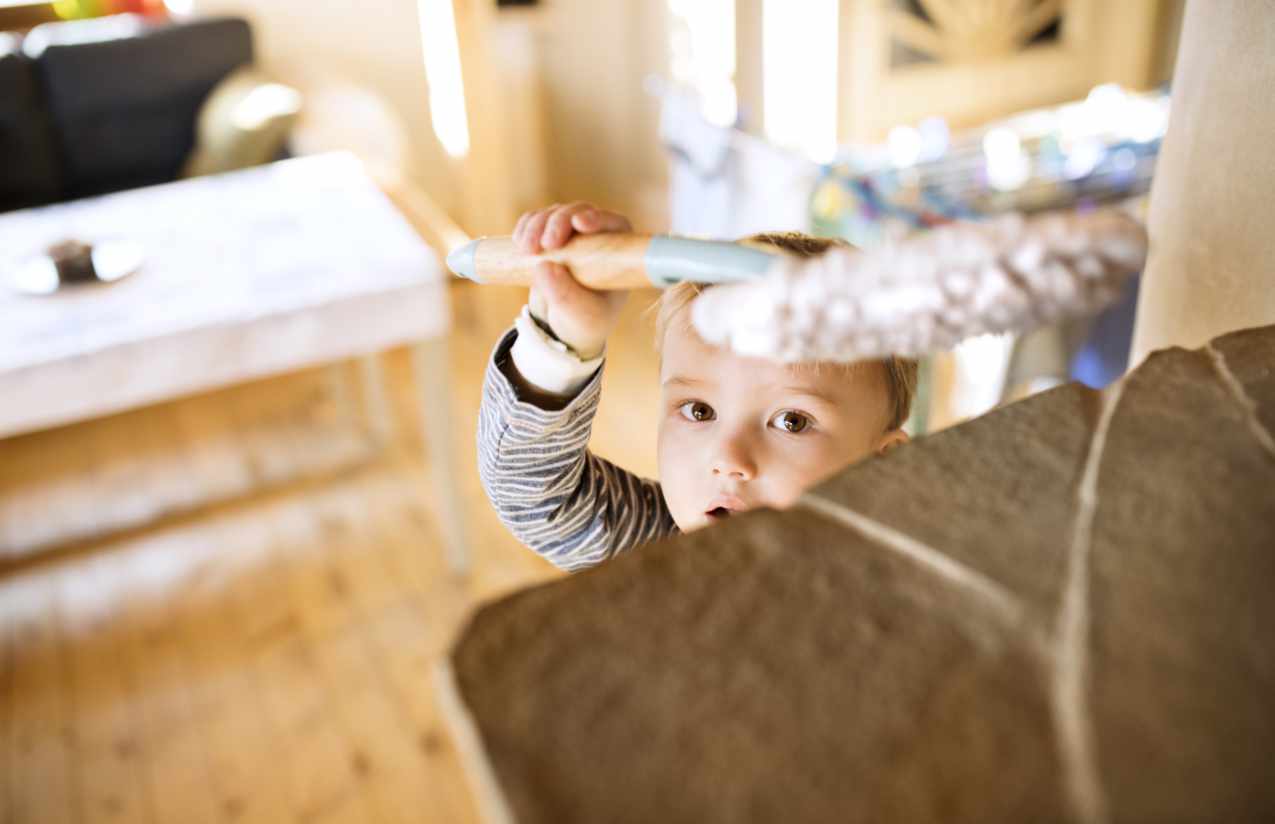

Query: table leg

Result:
[412,338,470,576]
[326,362,354,422]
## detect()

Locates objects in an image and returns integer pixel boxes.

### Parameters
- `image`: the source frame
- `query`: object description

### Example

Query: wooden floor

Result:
[0,282,666,823]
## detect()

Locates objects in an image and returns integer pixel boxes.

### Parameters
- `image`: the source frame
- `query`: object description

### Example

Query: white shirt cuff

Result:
[510,306,604,396]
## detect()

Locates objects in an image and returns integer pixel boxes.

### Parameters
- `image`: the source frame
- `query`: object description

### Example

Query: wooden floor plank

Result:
[255,630,370,823]
[322,489,480,824]
[58,557,150,824]
[113,532,220,824]
[255,499,382,824]
[165,520,293,824]
[261,479,462,824]
[0,572,19,824]
[7,568,76,824]
[272,496,405,824]
[361,594,480,824]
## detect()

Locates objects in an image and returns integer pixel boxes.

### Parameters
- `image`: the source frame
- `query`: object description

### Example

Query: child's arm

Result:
[478,329,675,570]
[476,203,677,570]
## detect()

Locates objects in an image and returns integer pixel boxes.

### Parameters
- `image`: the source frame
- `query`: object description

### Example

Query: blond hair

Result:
[654,232,918,431]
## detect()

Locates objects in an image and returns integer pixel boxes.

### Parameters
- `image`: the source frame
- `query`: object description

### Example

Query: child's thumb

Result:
[534,262,598,313]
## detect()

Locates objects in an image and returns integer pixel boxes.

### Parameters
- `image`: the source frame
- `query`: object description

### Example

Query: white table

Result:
[0,152,468,571]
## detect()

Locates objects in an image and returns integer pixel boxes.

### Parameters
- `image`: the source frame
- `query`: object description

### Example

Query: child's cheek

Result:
[765,482,805,510]
[656,424,704,529]
[755,439,832,508]
[754,451,806,510]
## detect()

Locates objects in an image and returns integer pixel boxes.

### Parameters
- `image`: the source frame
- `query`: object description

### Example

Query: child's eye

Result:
[678,401,715,422]
[771,410,811,433]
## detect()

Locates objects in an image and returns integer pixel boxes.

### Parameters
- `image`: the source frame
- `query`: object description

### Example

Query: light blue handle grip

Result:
[643,236,779,287]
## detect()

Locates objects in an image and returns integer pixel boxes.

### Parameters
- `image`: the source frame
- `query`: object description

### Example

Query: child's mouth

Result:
[705,495,747,521]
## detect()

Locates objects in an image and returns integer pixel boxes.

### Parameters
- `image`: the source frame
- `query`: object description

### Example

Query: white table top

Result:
[0,153,450,438]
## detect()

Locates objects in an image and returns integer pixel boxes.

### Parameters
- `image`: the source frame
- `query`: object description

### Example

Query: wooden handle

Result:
[471,234,654,289]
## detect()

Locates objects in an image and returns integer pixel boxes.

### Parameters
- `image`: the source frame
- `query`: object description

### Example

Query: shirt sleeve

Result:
[508,304,604,397]
[477,328,679,571]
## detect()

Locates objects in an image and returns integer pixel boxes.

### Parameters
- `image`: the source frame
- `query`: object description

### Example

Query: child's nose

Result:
[711,431,757,481]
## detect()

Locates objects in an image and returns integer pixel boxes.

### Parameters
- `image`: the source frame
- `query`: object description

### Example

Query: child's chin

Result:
[693,512,734,531]
[678,517,716,533]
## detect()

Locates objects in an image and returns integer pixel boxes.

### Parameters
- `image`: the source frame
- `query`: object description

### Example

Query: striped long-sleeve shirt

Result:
[478,329,678,571]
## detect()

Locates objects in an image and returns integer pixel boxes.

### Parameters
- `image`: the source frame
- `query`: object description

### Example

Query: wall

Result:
[1130,0,1275,363]
[518,0,670,228]
[194,0,463,218]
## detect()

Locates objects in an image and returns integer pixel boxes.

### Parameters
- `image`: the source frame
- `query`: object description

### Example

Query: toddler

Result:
[478,203,917,571]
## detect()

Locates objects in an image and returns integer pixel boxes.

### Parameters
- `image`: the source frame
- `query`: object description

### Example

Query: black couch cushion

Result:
[31,15,253,201]
[0,36,61,213]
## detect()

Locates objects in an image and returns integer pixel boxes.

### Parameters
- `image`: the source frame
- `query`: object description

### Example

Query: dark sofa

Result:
[0,14,253,214]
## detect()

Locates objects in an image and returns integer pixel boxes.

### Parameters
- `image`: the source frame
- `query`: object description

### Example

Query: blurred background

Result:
[1,0,1185,432]
[0,0,1180,225]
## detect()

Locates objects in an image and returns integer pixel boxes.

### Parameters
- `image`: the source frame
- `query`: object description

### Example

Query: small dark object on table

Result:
[47,239,98,283]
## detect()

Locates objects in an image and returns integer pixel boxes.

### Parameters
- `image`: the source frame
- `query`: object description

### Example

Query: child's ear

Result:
[875,428,909,456]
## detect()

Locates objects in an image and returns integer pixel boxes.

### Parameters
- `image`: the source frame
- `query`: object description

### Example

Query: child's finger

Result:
[533,261,574,303]
[570,209,600,232]
[573,208,631,234]
[534,261,602,311]
[513,212,533,250]
[521,207,558,253]
[541,202,592,249]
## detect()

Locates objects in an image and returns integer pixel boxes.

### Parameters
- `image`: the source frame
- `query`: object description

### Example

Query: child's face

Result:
[657,316,904,532]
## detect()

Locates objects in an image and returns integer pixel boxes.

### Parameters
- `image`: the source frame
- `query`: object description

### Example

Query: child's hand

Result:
[514,202,631,360]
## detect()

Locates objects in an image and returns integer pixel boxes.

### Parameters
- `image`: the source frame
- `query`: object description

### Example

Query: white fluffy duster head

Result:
[692,209,1148,363]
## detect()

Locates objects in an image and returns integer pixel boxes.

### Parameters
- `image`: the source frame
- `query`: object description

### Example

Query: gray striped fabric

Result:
[478,330,678,571]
